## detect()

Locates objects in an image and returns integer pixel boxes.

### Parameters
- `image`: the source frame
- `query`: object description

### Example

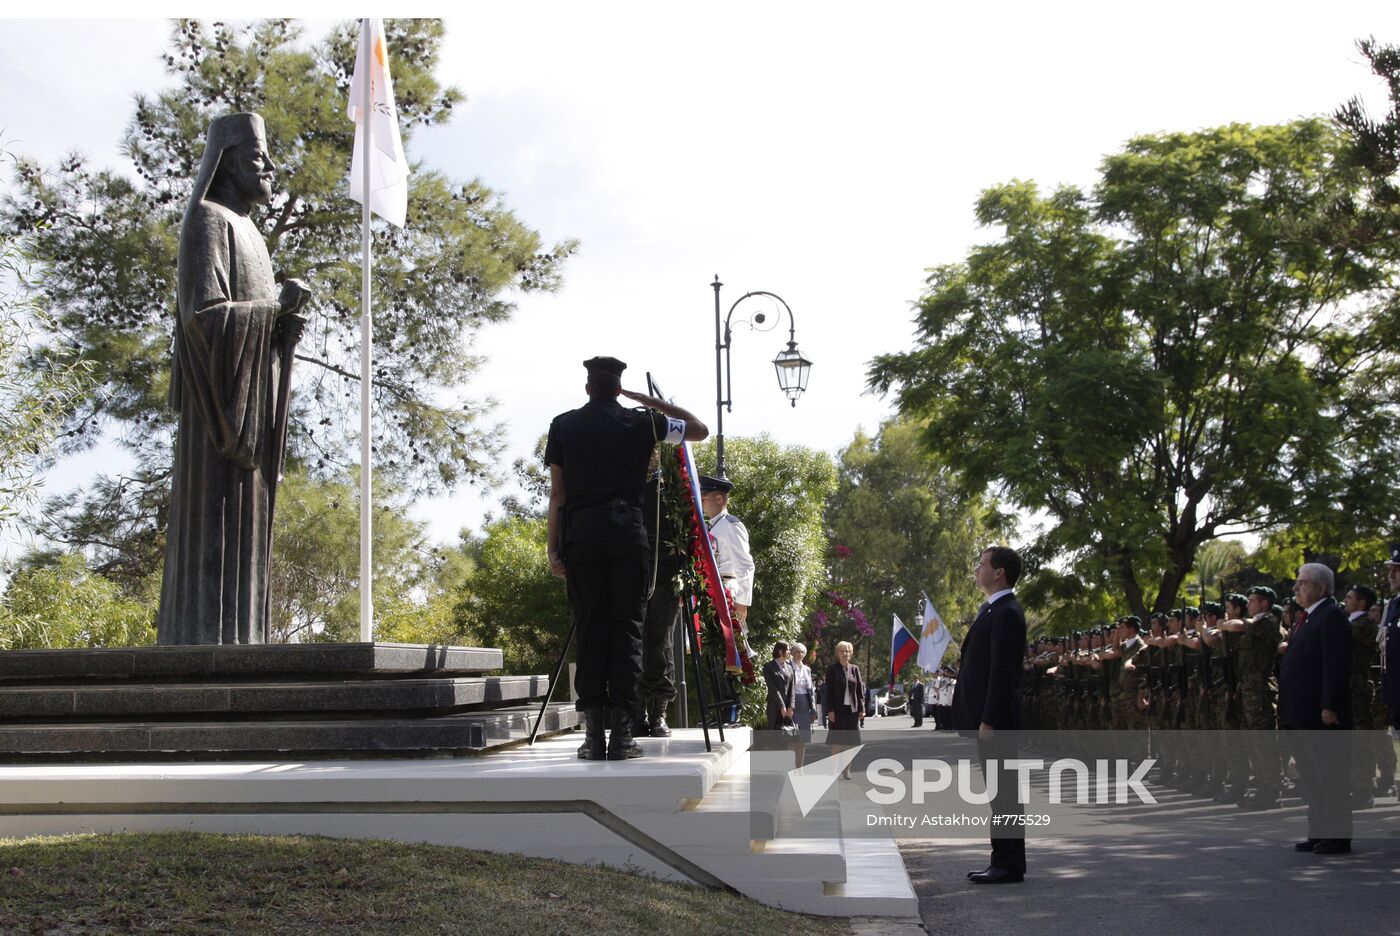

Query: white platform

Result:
[0,728,918,918]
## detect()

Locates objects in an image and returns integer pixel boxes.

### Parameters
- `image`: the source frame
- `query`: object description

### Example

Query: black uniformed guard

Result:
[545,356,708,760]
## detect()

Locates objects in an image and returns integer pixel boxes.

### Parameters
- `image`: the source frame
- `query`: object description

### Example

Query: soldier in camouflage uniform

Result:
[1110,616,1150,762]
[1224,586,1284,810]
[1176,608,1214,792]
[1164,611,1189,787]
[1201,601,1246,803]
[1344,585,1382,809]
[1069,631,1091,734]
[1144,614,1171,778]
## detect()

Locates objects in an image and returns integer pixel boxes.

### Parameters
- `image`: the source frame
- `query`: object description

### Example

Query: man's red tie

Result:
[1290,608,1308,642]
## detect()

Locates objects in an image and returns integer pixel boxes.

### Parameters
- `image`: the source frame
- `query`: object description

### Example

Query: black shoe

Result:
[1351,794,1375,811]
[966,867,992,880]
[646,697,673,738]
[1294,839,1319,852]
[1238,794,1280,811]
[1374,779,1396,798]
[970,868,1024,884]
[1312,840,1352,855]
[577,708,607,761]
[607,708,644,760]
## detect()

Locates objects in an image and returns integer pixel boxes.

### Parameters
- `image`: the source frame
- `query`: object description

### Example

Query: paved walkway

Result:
[859,713,1400,935]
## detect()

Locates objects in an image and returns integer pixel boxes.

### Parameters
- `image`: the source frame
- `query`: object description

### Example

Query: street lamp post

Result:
[711,274,813,477]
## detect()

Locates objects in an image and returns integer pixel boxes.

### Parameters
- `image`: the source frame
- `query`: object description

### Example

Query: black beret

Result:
[1246,585,1278,602]
[582,356,627,377]
[1184,606,1201,618]
[1386,545,1400,566]
[1120,615,1143,630]
[699,474,734,494]
[1201,601,1222,616]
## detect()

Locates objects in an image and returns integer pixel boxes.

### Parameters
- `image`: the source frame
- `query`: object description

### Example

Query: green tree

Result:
[452,515,570,676]
[823,417,1008,680]
[869,120,1395,618]
[1188,538,1248,602]
[269,469,442,643]
[0,553,156,649]
[1,19,575,591]
[1335,36,1400,217]
[0,158,92,530]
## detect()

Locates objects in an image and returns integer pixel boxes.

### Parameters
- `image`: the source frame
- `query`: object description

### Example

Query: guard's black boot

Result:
[607,707,644,760]
[647,697,672,738]
[577,707,607,761]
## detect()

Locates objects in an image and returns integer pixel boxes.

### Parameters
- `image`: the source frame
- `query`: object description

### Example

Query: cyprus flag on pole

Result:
[916,592,952,672]
[348,17,408,227]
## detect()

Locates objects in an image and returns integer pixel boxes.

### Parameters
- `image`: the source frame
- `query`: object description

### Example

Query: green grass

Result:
[0,832,852,935]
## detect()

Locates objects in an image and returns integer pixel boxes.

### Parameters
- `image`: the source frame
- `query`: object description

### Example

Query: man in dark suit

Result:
[909,676,926,727]
[952,546,1028,884]
[1280,562,1353,854]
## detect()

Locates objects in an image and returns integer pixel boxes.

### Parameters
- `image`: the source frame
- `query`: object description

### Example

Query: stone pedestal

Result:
[0,642,576,761]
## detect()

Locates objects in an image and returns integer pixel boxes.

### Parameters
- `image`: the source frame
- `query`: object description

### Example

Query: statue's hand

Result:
[277,312,308,345]
[278,278,312,314]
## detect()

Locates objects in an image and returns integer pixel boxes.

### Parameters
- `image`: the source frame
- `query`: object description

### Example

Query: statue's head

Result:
[190,113,276,214]
[215,135,277,207]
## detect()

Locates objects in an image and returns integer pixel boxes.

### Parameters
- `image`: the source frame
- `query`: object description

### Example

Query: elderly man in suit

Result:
[952,546,1028,884]
[1280,562,1353,855]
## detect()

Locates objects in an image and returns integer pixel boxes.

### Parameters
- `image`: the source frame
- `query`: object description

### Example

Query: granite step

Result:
[0,643,503,684]
[0,675,547,721]
[0,703,580,761]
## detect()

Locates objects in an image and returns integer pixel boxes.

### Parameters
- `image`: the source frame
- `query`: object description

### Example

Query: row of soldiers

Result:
[1022,585,1397,810]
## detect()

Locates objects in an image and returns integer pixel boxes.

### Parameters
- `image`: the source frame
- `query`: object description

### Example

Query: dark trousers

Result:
[978,734,1027,873]
[639,573,679,705]
[911,699,923,727]
[565,543,649,713]
[1286,726,1353,842]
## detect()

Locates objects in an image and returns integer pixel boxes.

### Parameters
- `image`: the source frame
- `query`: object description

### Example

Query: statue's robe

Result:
[157,199,286,645]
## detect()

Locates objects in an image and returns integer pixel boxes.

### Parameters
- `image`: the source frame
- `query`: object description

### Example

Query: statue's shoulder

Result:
[181,198,243,245]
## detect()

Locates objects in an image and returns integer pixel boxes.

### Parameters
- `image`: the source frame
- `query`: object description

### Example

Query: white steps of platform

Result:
[664,750,916,917]
[0,727,918,919]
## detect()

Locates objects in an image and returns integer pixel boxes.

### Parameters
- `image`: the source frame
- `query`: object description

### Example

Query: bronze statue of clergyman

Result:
[157,112,310,645]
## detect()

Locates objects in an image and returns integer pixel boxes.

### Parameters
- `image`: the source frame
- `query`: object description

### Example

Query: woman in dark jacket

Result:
[762,641,795,730]
[824,640,865,777]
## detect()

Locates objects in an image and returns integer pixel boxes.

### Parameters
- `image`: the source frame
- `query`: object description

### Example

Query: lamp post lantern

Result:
[711,274,811,478]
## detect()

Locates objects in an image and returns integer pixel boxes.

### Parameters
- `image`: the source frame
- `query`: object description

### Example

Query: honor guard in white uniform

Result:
[698,475,756,627]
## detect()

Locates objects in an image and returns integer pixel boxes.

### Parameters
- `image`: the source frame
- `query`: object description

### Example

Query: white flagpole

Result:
[359,17,374,643]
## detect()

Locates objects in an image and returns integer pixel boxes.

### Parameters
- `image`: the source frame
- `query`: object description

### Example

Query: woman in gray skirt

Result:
[791,642,816,766]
